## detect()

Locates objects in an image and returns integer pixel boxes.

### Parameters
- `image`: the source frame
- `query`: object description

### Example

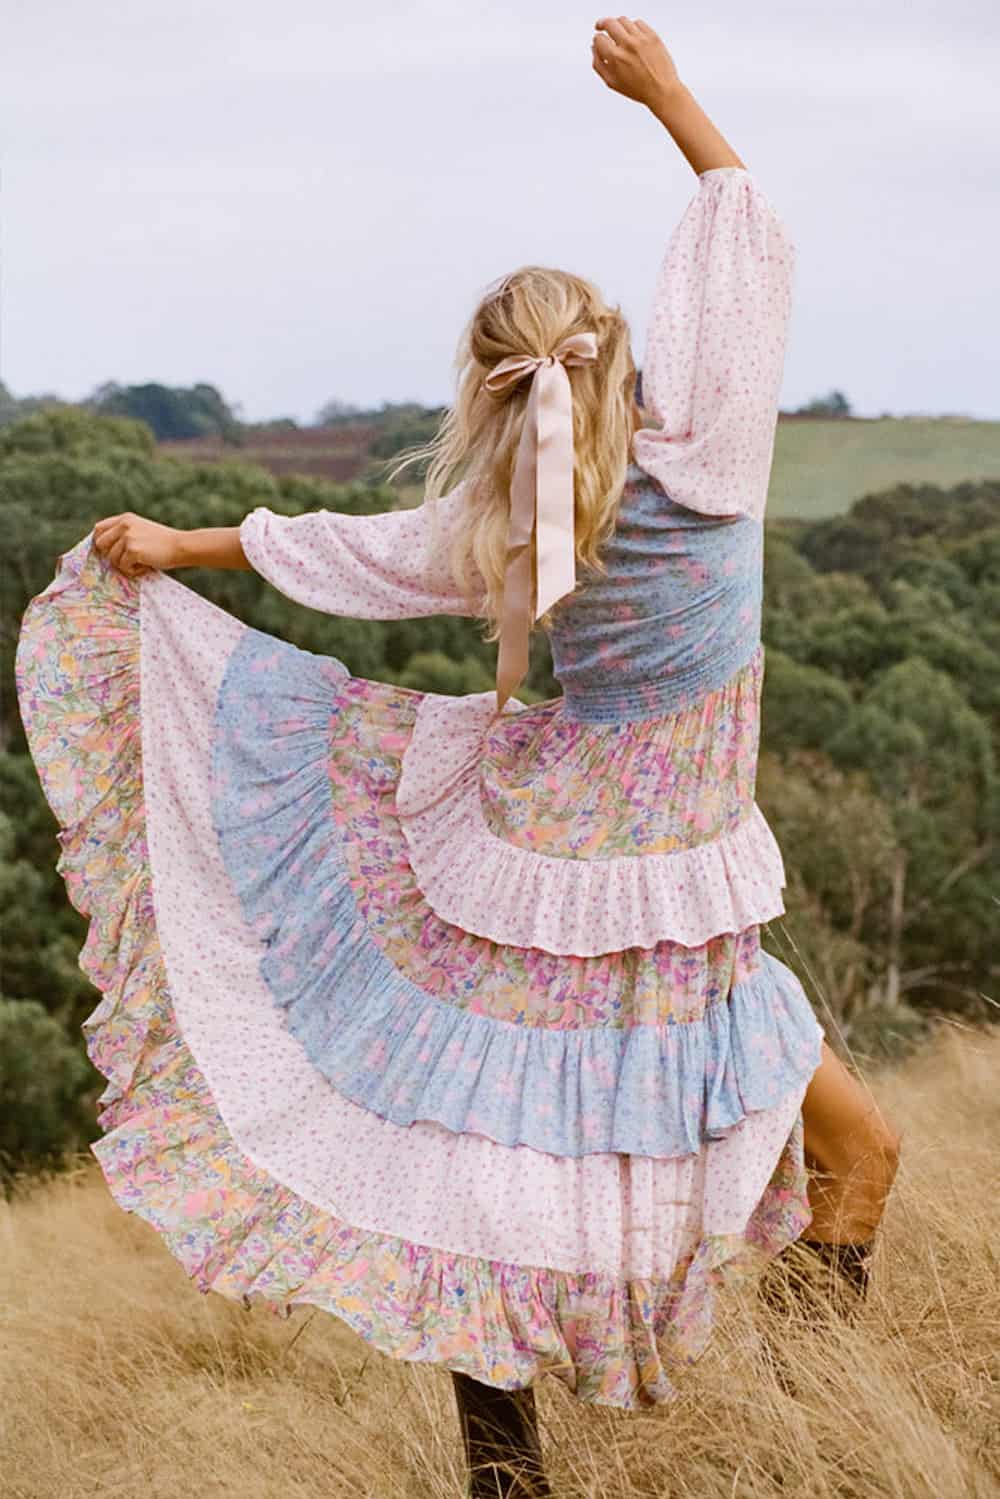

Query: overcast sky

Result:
[3,1,998,422]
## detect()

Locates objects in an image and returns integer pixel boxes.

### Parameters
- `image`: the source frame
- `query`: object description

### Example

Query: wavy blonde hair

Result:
[389,265,637,639]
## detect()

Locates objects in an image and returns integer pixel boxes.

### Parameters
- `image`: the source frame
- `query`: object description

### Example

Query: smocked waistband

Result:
[557,638,762,725]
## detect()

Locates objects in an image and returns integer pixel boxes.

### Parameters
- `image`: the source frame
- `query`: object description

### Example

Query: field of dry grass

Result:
[2,1024,998,1499]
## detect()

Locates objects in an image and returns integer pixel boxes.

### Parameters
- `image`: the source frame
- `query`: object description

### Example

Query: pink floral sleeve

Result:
[239,485,482,619]
[631,166,796,523]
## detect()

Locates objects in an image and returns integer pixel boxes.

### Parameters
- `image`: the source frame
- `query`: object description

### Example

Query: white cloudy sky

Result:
[3,1,998,421]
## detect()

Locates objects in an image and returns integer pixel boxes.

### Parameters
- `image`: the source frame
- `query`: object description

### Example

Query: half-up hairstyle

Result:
[388,265,637,640]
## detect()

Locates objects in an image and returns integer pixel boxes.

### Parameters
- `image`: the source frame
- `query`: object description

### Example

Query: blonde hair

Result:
[389,265,637,639]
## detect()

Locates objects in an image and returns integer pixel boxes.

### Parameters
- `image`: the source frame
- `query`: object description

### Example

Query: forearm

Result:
[173,527,254,570]
[648,81,745,175]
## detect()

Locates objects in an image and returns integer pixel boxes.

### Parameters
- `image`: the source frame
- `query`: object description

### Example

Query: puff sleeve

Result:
[631,166,796,523]
[239,484,483,619]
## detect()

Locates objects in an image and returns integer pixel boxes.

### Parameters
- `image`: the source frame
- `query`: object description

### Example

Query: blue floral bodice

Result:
[546,465,763,724]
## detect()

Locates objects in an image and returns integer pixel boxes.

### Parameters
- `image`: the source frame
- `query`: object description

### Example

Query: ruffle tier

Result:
[397,691,788,955]
[14,534,822,1409]
[212,628,821,1158]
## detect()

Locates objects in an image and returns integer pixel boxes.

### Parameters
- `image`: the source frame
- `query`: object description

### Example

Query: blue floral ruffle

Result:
[210,628,823,1159]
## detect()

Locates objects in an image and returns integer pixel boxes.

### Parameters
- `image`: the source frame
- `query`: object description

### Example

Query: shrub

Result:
[0,998,96,1191]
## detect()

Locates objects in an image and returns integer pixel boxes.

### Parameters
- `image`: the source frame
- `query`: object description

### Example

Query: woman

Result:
[15,18,901,1498]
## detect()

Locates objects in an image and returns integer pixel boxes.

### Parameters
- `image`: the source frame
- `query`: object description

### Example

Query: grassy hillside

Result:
[767,417,1000,520]
[2,1025,997,1499]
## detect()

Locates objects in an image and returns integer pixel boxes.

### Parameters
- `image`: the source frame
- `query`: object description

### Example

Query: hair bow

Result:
[483,330,598,710]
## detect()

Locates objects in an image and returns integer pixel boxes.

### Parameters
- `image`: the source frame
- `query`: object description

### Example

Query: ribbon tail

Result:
[495,378,540,710]
[495,546,532,711]
[488,330,594,708]
[533,361,577,618]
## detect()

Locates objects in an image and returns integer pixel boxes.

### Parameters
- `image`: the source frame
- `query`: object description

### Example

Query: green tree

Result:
[0,405,153,459]
[89,381,239,441]
[828,658,996,1010]
[314,398,364,426]
[0,762,94,1027]
[396,652,495,696]
[757,748,897,1027]
[797,479,1000,579]
[794,389,852,418]
[0,998,98,1190]
[761,651,855,755]
[0,381,66,429]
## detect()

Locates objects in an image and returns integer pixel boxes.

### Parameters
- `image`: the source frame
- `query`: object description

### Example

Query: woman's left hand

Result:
[93,512,183,577]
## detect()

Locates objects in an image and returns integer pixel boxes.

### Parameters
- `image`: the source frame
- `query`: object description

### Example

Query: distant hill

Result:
[160,415,1000,520]
[767,416,1000,520]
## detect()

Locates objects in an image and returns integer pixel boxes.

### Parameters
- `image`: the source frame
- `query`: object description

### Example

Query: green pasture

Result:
[767,418,1000,519]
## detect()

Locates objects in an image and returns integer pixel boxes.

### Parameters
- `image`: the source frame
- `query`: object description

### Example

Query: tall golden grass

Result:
[2,1023,997,1499]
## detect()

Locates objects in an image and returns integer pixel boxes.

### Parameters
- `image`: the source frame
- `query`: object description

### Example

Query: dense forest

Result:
[1,407,997,1188]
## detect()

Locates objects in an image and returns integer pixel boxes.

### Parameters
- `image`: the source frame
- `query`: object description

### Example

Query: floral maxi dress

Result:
[14,166,825,1410]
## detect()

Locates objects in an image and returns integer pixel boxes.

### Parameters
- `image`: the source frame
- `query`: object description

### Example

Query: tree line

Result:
[2,378,861,448]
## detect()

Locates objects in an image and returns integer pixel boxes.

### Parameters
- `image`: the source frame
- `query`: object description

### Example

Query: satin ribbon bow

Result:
[483,330,599,710]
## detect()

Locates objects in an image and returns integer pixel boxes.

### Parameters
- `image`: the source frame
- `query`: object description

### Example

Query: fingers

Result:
[592,33,616,68]
[107,538,129,571]
[592,16,656,85]
[92,514,145,576]
[93,515,127,552]
[595,17,658,46]
[93,512,130,533]
[594,16,635,47]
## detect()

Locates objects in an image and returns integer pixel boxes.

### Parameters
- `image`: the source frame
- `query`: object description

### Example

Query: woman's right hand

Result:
[93,512,184,577]
[591,17,682,111]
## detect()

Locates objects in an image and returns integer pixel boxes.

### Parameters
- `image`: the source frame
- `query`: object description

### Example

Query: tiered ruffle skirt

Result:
[14,535,825,1409]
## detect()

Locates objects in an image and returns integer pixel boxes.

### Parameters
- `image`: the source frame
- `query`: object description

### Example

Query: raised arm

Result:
[593,19,795,523]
